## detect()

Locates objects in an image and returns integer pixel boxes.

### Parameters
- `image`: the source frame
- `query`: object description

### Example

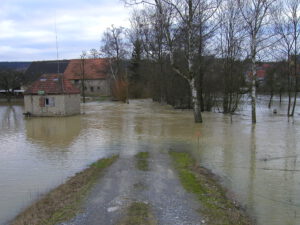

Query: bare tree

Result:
[100,25,129,102]
[80,50,87,103]
[238,0,276,123]
[124,0,220,123]
[89,48,99,59]
[129,7,171,102]
[100,25,128,81]
[217,0,246,113]
[289,0,300,116]
[273,0,300,117]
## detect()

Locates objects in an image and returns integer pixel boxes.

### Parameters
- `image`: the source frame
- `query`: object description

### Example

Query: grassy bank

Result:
[135,152,149,171]
[11,155,119,225]
[117,202,156,225]
[169,151,253,225]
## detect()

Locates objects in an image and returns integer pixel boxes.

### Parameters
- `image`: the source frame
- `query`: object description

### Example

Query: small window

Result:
[97,86,100,90]
[74,80,79,84]
[45,97,55,107]
[90,87,94,92]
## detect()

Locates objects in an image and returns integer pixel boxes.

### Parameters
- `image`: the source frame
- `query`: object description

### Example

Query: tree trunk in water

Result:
[291,69,298,116]
[291,91,297,116]
[251,35,257,124]
[223,93,229,113]
[81,81,86,103]
[6,93,11,103]
[190,78,202,123]
[279,89,282,104]
[288,80,292,116]
[268,91,273,109]
[251,80,256,123]
[251,59,256,123]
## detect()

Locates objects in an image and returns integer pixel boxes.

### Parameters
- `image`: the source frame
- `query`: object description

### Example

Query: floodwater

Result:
[0,98,299,225]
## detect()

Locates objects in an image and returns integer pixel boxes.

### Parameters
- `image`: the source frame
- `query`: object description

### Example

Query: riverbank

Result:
[50,149,253,225]
[10,150,253,225]
[169,151,253,225]
[10,155,118,225]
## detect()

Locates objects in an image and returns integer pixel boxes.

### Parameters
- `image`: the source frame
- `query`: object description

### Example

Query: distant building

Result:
[63,58,111,96]
[246,63,272,83]
[24,74,80,116]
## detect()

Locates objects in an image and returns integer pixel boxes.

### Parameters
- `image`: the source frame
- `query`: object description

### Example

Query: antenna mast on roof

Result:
[55,14,60,74]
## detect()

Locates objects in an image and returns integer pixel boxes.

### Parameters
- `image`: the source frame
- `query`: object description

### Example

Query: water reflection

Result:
[0,99,300,225]
[25,116,82,148]
[0,104,20,131]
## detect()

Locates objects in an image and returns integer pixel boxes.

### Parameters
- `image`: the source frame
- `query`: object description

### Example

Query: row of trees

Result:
[0,70,24,102]
[97,0,300,123]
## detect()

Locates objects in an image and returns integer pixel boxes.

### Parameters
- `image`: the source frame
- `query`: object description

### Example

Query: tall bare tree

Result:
[218,0,246,113]
[287,0,300,116]
[101,25,129,102]
[101,25,128,81]
[273,0,300,117]
[80,50,87,103]
[125,0,220,123]
[238,0,276,123]
[89,48,99,59]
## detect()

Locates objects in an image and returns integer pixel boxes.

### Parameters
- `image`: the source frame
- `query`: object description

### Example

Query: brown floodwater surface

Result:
[0,98,299,225]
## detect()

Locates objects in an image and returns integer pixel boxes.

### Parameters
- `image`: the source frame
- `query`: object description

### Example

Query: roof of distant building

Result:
[63,58,109,80]
[24,60,70,84]
[24,74,80,95]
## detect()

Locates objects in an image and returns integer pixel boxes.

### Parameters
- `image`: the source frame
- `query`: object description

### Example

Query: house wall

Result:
[64,94,81,115]
[72,79,111,96]
[24,94,80,116]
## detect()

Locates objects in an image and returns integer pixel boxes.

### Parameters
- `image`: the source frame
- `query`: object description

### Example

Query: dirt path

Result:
[61,150,202,225]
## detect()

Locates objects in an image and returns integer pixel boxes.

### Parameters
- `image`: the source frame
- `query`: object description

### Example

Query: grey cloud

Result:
[0,0,130,61]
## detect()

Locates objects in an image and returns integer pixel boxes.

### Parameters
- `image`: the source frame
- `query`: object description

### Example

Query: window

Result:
[74,80,79,84]
[45,97,55,107]
[97,86,100,90]
[90,87,94,92]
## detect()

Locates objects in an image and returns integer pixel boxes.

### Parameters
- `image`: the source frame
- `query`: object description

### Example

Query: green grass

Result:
[95,96,111,101]
[133,182,147,191]
[118,202,156,225]
[11,155,119,225]
[135,152,150,171]
[169,151,252,225]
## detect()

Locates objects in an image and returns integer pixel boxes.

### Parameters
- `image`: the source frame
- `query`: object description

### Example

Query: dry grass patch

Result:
[11,155,119,225]
[169,151,253,225]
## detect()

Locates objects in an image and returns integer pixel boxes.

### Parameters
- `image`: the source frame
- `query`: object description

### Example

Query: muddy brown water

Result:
[0,98,299,225]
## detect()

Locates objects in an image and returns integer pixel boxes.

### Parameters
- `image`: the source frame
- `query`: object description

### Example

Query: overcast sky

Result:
[0,0,131,61]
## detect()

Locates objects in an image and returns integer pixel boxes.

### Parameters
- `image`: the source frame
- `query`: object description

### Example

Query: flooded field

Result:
[0,98,299,225]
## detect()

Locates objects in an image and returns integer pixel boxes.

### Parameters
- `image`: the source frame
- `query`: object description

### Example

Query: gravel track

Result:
[60,150,202,225]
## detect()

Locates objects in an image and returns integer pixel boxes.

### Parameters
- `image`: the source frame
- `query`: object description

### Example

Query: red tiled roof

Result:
[257,69,266,78]
[63,58,109,80]
[24,74,80,95]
